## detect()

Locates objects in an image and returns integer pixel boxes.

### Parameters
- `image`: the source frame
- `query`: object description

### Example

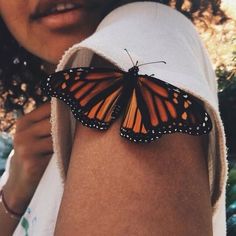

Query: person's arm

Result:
[55,120,213,236]
[0,158,29,236]
[0,102,53,236]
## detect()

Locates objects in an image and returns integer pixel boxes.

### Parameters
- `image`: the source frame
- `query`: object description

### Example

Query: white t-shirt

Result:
[0,2,227,235]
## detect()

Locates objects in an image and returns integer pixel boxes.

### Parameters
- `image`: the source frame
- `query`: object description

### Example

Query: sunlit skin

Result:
[0,0,128,64]
[0,0,213,235]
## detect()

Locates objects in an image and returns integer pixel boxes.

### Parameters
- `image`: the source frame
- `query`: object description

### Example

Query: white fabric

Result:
[0,2,227,235]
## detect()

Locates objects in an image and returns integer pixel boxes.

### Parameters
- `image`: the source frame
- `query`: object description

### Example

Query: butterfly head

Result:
[128,66,139,76]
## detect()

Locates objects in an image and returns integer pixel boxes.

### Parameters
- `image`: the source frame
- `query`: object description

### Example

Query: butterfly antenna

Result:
[138,61,166,67]
[124,49,135,67]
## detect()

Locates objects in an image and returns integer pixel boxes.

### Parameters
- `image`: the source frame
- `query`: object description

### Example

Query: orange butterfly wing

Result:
[42,67,125,130]
[121,75,212,142]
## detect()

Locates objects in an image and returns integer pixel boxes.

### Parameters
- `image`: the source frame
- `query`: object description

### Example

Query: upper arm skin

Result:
[55,120,213,236]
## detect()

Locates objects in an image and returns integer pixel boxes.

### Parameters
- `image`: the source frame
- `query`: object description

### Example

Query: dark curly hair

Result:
[0,19,49,113]
[0,0,228,131]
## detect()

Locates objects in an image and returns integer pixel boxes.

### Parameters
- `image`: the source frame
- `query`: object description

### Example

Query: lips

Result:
[30,0,84,20]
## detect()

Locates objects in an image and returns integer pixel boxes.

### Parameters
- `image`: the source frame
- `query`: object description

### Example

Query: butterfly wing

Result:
[120,75,212,143]
[41,67,125,130]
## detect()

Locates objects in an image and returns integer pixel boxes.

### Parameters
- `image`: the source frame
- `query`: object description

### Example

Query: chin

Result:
[42,51,66,65]
[31,40,79,66]
[32,29,95,65]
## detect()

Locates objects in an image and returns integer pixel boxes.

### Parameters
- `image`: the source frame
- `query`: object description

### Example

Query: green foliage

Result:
[217,46,236,154]
[217,67,236,93]
[227,163,236,235]
[216,43,236,235]
[0,132,12,175]
[0,132,12,160]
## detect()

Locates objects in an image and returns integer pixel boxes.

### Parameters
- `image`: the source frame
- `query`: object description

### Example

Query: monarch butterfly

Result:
[41,53,212,143]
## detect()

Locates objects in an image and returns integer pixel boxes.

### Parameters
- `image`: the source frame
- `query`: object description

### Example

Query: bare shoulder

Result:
[55,120,213,236]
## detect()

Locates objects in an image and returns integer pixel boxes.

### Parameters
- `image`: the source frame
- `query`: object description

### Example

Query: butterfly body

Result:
[112,66,140,111]
[42,65,212,143]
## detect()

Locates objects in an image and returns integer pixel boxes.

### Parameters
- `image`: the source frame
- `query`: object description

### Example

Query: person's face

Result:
[0,0,133,64]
